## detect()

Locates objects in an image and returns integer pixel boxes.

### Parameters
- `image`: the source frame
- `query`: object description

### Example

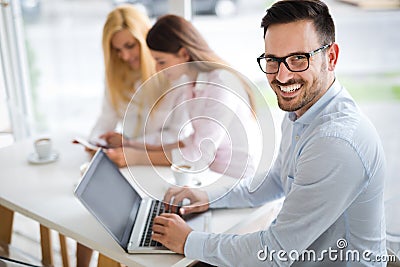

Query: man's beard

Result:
[272,62,327,113]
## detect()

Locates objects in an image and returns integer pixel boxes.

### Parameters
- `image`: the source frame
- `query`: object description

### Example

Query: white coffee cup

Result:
[171,164,193,186]
[34,138,52,159]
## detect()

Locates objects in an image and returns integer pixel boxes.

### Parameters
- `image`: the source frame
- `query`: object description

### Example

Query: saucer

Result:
[173,179,202,187]
[27,151,59,164]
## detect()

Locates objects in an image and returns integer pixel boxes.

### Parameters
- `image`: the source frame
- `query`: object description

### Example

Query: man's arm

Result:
[206,151,284,209]
[184,137,369,266]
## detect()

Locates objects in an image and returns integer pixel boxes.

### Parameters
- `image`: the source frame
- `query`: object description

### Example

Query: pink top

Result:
[155,69,260,179]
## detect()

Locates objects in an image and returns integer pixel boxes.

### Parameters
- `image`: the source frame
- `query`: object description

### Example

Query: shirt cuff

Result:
[184,231,209,259]
[207,188,231,209]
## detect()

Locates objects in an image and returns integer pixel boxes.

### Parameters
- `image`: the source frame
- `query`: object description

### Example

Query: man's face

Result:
[264,20,335,117]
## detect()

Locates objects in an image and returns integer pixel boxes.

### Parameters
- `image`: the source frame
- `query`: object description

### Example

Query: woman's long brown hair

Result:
[146,14,256,111]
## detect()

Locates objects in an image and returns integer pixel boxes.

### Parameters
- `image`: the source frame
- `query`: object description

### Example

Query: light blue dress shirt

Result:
[184,80,387,266]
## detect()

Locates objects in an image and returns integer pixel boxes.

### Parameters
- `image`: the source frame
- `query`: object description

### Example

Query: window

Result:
[0,0,33,147]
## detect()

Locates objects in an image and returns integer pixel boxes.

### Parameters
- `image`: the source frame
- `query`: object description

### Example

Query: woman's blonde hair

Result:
[102,5,155,114]
[146,14,255,111]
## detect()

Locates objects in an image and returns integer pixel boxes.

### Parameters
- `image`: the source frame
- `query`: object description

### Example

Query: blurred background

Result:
[1,0,399,137]
[1,0,400,266]
[1,0,399,140]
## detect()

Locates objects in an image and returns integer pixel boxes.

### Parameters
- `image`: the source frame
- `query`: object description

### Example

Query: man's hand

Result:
[152,213,193,254]
[164,187,210,215]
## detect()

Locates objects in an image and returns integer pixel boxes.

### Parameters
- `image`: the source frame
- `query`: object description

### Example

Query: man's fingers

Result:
[163,187,181,204]
[151,232,163,243]
[163,187,209,214]
[153,213,177,225]
[180,203,207,215]
[157,213,179,219]
[151,213,190,254]
[152,214,179,236]
[171,189,189,206]
[151,224,166,235]
[153,215,165,225]
[152,216,166,240]
[163,187,185,211]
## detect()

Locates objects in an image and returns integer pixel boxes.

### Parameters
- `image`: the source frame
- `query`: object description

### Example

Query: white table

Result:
[0,133,281,267]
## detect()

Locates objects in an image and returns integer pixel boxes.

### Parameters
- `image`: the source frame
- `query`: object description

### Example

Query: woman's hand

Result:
[163,187,210,215]
[99,132,123,148]
[105,147,127,167]
[84,146,97,157]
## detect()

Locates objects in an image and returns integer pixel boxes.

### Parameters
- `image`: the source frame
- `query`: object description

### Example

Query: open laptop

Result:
[74,149,210,254]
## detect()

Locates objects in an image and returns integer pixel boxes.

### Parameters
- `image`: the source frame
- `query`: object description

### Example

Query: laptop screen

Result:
[75,150,142,248]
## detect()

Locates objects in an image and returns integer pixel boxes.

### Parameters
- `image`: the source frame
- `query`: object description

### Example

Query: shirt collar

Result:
[289,79,342,124]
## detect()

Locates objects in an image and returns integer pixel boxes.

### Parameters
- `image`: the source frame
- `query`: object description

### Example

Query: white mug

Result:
[34,138,52,159]
[171,164,193,186]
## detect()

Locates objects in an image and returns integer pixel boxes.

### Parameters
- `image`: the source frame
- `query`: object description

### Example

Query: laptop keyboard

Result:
[140,200,164,247]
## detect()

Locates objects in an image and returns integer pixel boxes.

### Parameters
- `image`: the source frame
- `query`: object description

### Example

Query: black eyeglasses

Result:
[257,44,331,74]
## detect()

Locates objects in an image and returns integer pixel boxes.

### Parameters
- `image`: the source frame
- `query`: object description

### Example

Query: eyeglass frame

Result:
[256,44,332,74]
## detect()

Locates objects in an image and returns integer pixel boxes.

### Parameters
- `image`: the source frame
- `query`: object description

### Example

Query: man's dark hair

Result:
[261,0,335,45]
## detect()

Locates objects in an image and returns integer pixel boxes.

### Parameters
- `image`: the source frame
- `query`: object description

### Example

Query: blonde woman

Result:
[87,4,158,167]
[77,5,156,267]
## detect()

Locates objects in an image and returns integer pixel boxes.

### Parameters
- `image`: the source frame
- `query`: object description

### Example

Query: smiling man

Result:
[151,1,387,266]
[262,21,333,118]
